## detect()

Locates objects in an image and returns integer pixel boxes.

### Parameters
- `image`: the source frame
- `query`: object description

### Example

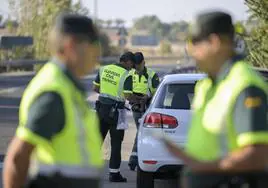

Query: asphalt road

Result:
[0,64,178,188]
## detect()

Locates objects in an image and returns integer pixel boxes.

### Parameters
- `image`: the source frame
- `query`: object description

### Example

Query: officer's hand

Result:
[190,160,220,173]
[140,95,149,103]
[163,138,220,173]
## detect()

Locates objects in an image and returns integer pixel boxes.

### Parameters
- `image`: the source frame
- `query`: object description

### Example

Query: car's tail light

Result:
[143,160,158,165]
[143,113,178,129]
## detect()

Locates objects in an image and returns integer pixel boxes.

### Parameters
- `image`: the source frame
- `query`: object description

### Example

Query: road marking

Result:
[0,72,35,77]
[0,105,19,109]
[0,73,96,95]
[0,87,23,95]
[83,74,97,79]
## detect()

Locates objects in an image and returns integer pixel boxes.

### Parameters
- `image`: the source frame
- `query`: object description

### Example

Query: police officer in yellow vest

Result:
[3,13,104,188]
[93,52,136,182]
[161,11,268,188]
[128,52,159,171]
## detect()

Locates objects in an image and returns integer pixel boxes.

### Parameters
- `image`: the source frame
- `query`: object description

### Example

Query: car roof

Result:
[162,73,206,84]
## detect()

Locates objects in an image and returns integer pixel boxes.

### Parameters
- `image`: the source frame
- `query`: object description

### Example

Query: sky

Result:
[0,0,249,26]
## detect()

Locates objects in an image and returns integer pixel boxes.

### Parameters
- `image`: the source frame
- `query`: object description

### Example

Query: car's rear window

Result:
[154,83,196,109]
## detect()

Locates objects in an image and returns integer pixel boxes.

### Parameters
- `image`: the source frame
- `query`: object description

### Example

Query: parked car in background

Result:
[136,73,206,188]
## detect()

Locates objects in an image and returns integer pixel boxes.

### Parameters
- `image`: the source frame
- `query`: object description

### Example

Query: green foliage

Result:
[8,46,34,59]
[234,21,247,35]
[133,15,189,41]
[99,32,112,56]
[105,20,113,28]
[114,19,125,27]
[245,0,268,67]
[159,40,172,55]
[8,0,89,60]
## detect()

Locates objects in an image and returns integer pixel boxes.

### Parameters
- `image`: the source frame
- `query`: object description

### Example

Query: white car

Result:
[137,73,206,188]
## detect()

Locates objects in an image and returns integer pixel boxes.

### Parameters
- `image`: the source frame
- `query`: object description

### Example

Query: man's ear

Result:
[208,34,221,53]
[64,36,76,52]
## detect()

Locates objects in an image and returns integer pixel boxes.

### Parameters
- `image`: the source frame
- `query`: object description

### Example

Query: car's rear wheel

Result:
[137,166,154,188]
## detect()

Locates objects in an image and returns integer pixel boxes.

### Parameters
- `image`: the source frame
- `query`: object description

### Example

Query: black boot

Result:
[109,172,127,182]
[128,155,138,171]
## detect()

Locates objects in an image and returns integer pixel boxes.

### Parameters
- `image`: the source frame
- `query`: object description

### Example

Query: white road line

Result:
[83,74,97,79]
[0,73,96,95]
[0,105,19,109]
[0,72,35,77]
[0,87,23,95]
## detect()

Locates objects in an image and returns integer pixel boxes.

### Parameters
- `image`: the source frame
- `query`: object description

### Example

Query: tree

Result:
[115,18,125,28]
[168,22,181,41]
[133,15,189,41]
[99,32,111,56]
[177,20,189,33]
[72,0,89,15]
[106,19,113,28]
[8,0,89,59]
[159,40,172,55]
[245,0,268,67]
[96,19,105,28]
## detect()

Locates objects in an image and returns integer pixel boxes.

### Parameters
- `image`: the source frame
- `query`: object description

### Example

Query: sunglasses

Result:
[187,35,209,45]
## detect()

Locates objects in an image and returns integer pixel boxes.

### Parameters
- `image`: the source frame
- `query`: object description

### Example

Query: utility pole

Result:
[94,0,98,25]
[117,26,128,54]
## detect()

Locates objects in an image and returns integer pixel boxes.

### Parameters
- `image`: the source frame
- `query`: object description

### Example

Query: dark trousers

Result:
[97,103,124,171]
[185,171,268,188]
[130,111,144,156]
[26,174,100,188]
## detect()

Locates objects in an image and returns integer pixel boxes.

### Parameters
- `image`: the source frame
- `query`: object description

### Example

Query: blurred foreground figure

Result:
[161,10,268,188]
[3,12,104,188]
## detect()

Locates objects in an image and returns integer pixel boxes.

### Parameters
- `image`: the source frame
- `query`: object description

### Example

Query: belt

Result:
[98,100,125,109]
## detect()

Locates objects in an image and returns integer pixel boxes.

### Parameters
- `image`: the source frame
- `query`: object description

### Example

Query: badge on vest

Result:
[244,97,262,108]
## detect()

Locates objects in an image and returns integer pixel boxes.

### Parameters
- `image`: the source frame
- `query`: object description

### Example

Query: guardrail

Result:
[167,63,268,80]
[1,56,183,64]
[0,56,184,72]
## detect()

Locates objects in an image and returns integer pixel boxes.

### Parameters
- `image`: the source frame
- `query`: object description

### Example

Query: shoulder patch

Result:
[244,96,262,108]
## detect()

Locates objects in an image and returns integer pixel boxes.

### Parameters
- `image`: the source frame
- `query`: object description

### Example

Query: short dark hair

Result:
[119,51,136,63]
[190,11,234,43]
[134,52,144,64]
[54,12,99,43]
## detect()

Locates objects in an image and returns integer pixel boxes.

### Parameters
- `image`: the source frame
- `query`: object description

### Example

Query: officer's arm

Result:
[3,92,65,188]
[93,72,100,93]
[219,86,268,172]
[151,73,160,95]
[164,86,268,173]
[123,75,143,103]
[123,75,133,100]
[3,137,34,188]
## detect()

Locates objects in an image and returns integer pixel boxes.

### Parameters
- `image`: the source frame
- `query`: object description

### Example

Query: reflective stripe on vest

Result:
[99,64,128,102]
[38,164,102,178]
[73,100,90,165]
[18,62,104,178]
[186,61,268,161]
